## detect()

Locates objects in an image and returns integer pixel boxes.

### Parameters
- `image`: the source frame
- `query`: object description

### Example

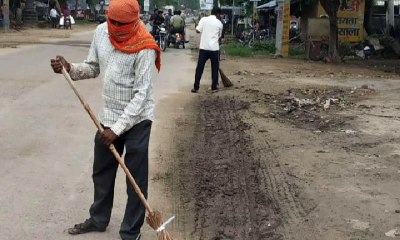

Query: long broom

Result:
[60,67,175,240]
[218,47,233,88]
[219,68,233,88]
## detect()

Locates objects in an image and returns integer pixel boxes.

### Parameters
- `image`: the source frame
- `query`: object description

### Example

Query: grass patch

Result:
[253,40,276,52]
[223,41,276,57]
[75,19,97,25]
[224,41,307,58]
[224,43,254,57]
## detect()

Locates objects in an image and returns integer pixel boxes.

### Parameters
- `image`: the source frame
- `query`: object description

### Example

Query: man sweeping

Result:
[191,7,223,93]
[50,0,161,239]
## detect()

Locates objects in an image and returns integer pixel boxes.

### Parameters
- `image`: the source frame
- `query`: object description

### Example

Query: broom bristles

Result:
[219,68,233,88]
[158,230,174,240]
[146,211,175,240]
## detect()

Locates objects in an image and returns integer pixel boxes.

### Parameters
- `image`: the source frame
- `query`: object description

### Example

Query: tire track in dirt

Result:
[174,95,281,240]
[245,114,318,239]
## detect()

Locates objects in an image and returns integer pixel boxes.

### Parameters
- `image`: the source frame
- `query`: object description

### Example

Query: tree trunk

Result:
[300,1,319,43]
[320,0,341,62]
[52,0,62,13]
[328,11,341,62]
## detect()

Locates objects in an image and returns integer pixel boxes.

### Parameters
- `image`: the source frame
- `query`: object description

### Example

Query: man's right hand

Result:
[50,56,71,74]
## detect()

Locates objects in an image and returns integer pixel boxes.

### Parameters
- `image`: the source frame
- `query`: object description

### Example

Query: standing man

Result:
[1,4,10,32]
[49,6,59,29]
[191,7,223,93]
[50,0,161,239]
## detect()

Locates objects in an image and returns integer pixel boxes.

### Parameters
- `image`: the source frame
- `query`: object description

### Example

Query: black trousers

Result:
[89,120,152,240]
[51,17,57,28]
[194,49,219,91]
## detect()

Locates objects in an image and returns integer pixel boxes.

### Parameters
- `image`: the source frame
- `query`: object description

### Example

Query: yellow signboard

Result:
[282,0,291,56]
[318,0,365,42]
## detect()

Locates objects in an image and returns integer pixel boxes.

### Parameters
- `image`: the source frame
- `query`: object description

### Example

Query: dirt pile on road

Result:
[244,86,375,131]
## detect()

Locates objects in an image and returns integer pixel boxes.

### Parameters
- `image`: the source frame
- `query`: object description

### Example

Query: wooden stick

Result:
[61,67,153,213]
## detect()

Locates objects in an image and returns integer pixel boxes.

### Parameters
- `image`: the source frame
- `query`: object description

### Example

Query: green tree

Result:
[86,0,97,7]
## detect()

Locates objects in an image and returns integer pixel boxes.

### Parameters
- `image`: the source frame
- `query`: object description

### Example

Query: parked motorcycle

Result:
[239,28,256,48]
[255,28,273,41]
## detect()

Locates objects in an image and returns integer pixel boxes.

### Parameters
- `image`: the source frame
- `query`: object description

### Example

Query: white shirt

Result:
[50,8,58,18]
[196,15,223,51]
[69,23,156,136]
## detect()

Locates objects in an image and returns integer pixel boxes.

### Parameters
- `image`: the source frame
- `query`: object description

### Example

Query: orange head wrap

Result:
[107,0,139,23]
[107,0,161,71]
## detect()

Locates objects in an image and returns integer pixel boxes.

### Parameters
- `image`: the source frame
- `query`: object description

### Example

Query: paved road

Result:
[0,27,195,240]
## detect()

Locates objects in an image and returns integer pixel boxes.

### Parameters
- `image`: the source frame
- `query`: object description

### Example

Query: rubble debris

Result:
[342,130,357,134]
[323,99,331,110]
[246,86,375,131]
[346,219,370,230]
[385,229,399,237]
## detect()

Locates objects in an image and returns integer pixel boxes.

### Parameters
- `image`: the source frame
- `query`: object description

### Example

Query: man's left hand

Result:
[100,129,118,146]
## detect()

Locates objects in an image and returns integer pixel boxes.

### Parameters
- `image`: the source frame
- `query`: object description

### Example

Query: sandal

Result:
[67,219,106,235]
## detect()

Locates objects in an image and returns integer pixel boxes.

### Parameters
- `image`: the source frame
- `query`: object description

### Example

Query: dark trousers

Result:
[51,17,57,28]
[89,120,152,240]
[194,49,219,91]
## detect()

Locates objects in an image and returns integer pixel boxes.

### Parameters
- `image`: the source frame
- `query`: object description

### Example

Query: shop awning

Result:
[257,0,300,10]
[256,0,276,9]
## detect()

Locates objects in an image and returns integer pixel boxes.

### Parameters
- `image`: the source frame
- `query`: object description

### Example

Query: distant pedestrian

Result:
[191,7,223,93]
[63,5,70,17]
[1,4,10,32]
[164,8,172,31]
[50,7,59,28]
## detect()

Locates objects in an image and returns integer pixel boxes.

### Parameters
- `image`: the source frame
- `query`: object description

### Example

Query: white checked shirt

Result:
[69,23,156,136]
[196,15,223,51]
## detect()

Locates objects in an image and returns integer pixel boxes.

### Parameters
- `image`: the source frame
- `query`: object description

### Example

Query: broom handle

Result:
[61,67,154,214]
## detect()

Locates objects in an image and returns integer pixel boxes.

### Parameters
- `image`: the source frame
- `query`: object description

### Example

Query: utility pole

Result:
[275,0,283,55]
[275,0,290,57]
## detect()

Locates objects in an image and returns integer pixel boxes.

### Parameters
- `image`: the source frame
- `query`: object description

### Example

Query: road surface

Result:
[0,27,196,240]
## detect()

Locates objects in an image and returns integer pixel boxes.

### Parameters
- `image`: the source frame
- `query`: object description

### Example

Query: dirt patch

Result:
[173,96,281,240]
[155,28,400,240]
[243,86,375,131]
